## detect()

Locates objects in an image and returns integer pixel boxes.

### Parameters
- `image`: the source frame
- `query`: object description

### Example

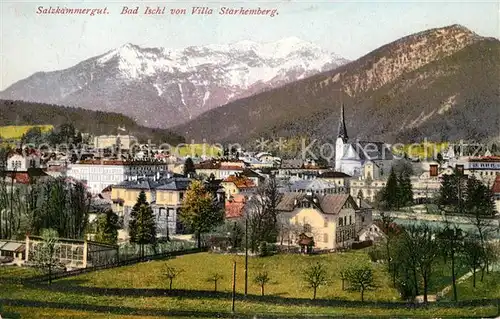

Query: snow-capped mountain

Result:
[0,37,348,127]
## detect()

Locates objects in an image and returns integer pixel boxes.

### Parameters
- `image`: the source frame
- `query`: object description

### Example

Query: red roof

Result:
[469,156,500,162]
[223,175,256,189]
[225,194,246,219]
[492,175,500,194]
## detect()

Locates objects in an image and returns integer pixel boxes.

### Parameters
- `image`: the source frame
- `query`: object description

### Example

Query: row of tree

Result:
[162,261,377,301]
[374,213,498,303]
[0,176,90,240]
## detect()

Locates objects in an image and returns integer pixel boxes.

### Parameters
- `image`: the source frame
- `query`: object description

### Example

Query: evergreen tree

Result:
[183,157,196,177]
[438,172,466,214]
[179,180,224,248]
[129,191,156,257]
[95,209,120,245]
[381,168,399,210]
[465,176,496,217]
[398,172,413,208]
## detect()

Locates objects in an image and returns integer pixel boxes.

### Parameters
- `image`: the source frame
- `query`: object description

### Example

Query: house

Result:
[277,192,372,251]
[286,179,344,195]
[334,104,394,177]
[221,174,256,200]
[225,194,247,219]
[240,168,266,187]
[93,134,138,150]
[317,171,352,188]
[358,223,385,242]
[0,241,25,265]
[6,150,41,171]
[111,177,192,239]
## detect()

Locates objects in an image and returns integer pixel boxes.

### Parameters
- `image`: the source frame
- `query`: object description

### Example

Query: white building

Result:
[6,152,41,171]
[334,104,394,177]
[93,134,138,150]
[67,160,169,194]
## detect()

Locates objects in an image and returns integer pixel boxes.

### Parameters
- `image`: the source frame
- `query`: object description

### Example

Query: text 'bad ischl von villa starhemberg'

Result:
[35,6,279,17]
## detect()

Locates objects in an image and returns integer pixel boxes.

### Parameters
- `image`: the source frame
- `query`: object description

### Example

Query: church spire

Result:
[337,103,348,142]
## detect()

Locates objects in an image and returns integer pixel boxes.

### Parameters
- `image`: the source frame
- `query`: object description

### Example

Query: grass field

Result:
[170,143,223,157]
[1,252,499,318]
[0,125,53,140]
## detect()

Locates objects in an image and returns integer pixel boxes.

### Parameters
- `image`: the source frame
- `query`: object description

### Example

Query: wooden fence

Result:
[26,247,208,283]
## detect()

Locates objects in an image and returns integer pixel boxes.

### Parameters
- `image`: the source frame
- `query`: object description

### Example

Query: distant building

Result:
[334,104,394,177]
[6,150,41,171]
[221,174,256,200]
[67,160,170,194]
[492,175,500,214]
[93,134,138,150]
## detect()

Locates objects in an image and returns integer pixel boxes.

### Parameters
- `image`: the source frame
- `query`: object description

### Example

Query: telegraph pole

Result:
[232,261,237,312]
[244,217,248,296]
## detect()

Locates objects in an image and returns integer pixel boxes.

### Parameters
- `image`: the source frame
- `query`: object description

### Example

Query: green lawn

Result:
[444,271,500,300]
[1,252,498,318]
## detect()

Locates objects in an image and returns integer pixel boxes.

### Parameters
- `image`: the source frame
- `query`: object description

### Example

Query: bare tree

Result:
[437,219,463,302]
[32,228,59,285]
[303,262,328,300]
[165,265,183,290]
[345,265,377,302]
[207,272,223,292]
[254,271,271,296]
[462,234,485,288]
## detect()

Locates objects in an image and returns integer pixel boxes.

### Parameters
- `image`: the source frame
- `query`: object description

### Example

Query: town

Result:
[0,106,499,317]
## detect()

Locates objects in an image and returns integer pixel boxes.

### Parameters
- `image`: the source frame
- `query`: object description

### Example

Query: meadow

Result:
[0,125,53,140]
[1,251,499,318]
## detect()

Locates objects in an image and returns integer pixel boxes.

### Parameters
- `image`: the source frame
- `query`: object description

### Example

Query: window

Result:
[349,216,352,225]
[324,220,328,228]
[361,216,365,223]
[179,192,184,201]
[303,223,312,232]
[338,217,343,226]
[323,233,328,243]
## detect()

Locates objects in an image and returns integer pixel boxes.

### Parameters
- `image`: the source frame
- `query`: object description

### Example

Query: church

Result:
[334,104,394,178]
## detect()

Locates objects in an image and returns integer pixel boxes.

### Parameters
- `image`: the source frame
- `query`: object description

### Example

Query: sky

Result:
[1,0,499,90]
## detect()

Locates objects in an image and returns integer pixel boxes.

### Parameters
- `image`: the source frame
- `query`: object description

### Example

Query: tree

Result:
[165,265,183,290]
[94,210,120,245]
[438,171,466,214]
[129,191,157,258]
[179,180,224,248]
[245,175,282,252]
[32,228,59,285]
[183,157,196,177]
[437,221,464,302]
[345,265,377,302]
[462,234,484,288]
[254,271,271,296]
[397,171,413,208]
[207,273,223,292]
[380,168,399,210]
[303,262,328,300]
[378,212,397,285]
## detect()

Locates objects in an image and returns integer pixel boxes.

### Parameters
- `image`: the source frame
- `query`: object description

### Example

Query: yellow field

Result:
[393,142,449,159]
[0,125,53,140]
[172,143,223,157]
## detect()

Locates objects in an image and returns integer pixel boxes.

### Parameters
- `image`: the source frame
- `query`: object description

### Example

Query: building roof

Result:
[317,171,352,178]
[222,175,256,189]
[469,156,500,162]
[337,103,348,142]
[0,168,49,184]
[114,177,192,191]
[0,242,25,252]
[289,179,337,192]
[225,194,247,219]
[276,192,353,215]
[156,178,192,191]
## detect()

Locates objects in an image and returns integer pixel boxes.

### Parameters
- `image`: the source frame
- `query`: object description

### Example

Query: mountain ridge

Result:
[174,25,500,144]
[0,38,348,127]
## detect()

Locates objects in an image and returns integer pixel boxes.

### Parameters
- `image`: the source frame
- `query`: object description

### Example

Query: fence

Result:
[26,247,208,283]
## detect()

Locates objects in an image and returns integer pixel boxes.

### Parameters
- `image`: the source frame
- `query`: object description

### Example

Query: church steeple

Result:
[337,103,348,142]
